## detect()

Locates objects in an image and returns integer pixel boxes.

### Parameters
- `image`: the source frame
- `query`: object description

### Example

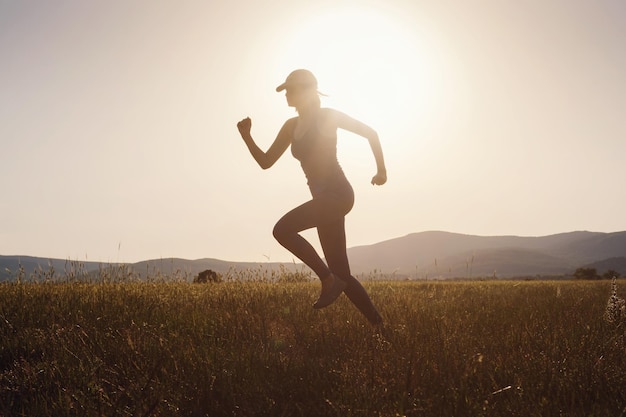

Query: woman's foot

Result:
[313,274,347,309]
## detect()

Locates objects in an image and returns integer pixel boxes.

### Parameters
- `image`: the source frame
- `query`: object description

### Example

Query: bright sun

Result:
[274,5,441,156]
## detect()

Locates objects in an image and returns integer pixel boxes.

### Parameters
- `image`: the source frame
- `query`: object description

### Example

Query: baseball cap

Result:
[276,69,318,92]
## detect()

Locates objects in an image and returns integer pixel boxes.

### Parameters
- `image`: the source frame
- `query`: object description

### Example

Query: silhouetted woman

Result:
[237,69,386,325]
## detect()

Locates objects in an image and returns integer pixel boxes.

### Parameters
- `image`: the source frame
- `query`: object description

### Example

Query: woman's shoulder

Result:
[281,117,298,131]
[320,107,338,117]
[317,108,341,136]
[317,107,340,124]
[320,107,351,123]
[275,117,298,142]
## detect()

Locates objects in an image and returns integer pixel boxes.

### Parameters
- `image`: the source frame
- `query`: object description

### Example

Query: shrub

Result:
[574,267,599,280]
[193,269,222,283]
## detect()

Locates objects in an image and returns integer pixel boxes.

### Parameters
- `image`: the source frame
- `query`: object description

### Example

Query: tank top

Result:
[290,115,350,197]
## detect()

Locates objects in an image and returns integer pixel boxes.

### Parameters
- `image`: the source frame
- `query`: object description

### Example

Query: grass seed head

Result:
[604,277,626,324]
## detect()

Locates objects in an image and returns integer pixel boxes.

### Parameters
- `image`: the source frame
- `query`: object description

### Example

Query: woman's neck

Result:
[297,104,320,120]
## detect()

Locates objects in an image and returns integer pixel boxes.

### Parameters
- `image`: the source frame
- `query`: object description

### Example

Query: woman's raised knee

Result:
[272,222,289,244]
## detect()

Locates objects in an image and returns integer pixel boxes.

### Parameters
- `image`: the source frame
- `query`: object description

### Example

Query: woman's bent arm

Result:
[367,132,387,185]
[237,117,293,169]
[332,110,387,185]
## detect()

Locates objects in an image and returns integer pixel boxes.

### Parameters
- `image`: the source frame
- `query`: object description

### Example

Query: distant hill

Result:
[346,230,626,278]
[584,257,626,277]
[2,230,625,281]
[0,255,304,282]
[129,258,305,280]
[0,256,103,281]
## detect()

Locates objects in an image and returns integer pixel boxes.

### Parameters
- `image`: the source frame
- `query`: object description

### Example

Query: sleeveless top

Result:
[290,114,351,198]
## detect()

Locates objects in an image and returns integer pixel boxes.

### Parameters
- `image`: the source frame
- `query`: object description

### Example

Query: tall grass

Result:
[1,278,624,416]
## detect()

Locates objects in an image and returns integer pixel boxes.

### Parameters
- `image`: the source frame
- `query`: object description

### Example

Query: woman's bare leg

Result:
[317,219,383,325]
[273,188,382,323]
[272,197,348,280]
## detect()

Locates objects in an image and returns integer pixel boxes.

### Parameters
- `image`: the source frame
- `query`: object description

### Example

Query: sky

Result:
[1,0,625,264]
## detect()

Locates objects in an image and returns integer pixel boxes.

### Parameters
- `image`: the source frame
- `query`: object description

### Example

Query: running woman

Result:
[237,69,386,325]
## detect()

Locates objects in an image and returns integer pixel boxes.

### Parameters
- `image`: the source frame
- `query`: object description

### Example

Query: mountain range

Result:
[346,230,626,278]
[2,231,625,281]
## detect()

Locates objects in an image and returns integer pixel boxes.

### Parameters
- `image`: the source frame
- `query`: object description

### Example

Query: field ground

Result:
[1,279,625,416]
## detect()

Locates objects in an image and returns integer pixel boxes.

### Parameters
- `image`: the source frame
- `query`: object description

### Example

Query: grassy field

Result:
[0,277,624,416]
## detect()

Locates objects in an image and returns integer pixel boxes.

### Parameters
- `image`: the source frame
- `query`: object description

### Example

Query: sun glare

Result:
[275,6,440,152]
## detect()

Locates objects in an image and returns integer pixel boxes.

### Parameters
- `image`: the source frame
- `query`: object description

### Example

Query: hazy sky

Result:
[1,0,625,264]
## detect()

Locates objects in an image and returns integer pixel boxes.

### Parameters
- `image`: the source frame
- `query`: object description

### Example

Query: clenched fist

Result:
[237,117,252,137]
[371,170,387,186]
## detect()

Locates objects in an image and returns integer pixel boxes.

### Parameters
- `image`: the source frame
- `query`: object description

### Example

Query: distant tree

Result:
[194,269,222,283]
[603,269,621,280]
[574,267,599,280]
